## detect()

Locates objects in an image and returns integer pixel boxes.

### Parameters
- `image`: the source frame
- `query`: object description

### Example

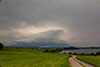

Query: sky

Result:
[0,0,100,47]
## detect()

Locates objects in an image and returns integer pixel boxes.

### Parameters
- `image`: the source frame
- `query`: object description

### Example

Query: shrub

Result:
[96,52,100,55]
[90,53,95,55]
[94,54,97,57]
[81,53,86,55]
[63,52,66,54]
[68,52,72,54]
[86,53,90,55]
[69,55,72,57]
[73,52,77,55]
[44,49,49,52]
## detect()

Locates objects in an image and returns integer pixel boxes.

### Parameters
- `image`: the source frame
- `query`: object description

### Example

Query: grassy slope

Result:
[0,48,70,67]
[76,55,100,67]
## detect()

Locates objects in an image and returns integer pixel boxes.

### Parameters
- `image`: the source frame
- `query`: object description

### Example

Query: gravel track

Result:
[69,57,83,67]
[69,56,96,67]
[73,56,95,67]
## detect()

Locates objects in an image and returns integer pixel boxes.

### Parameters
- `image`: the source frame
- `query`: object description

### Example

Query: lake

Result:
[61,49,100,54]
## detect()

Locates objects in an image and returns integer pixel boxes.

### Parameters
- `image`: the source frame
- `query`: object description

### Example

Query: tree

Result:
[0,42,4,50]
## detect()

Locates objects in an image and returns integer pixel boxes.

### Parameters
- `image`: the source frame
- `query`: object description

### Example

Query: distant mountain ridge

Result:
[9,42,70,48]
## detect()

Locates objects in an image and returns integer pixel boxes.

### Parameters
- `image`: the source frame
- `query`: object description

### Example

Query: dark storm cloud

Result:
[0,0,100,46]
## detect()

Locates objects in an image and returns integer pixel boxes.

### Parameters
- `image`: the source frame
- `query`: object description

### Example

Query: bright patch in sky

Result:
[0,0,100,47]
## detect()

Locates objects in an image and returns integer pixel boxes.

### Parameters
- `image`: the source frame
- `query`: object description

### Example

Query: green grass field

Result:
[0,48,70,67]
[76,55,100,67]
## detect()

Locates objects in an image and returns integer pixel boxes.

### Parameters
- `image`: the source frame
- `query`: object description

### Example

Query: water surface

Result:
[61,49,100,54]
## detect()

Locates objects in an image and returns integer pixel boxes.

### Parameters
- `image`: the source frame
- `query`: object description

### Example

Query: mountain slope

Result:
[9,42,70,48]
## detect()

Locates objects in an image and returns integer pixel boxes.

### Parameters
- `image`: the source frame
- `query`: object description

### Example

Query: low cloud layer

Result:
[0,0,100,47]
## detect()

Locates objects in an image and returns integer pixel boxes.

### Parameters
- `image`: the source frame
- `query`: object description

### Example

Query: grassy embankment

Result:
[76,55,100,67]
[0,48,70,67]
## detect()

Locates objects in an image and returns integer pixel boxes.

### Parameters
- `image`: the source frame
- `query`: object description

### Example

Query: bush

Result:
[96,52,100,55]
[51,50,56,53]
[73,52,77,55]
[86,53,90,55]
[0,42,4,50]
[69,55,72,57]
[68,52,72,54]
[44,49,49,52]
[94,54,97,57]
[63,52,66,54]
[81,53,86,55]
[90,53,95,55]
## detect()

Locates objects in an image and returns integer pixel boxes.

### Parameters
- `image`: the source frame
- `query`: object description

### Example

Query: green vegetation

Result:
[44,46,79,53]
[0,48,70,67]
[44,48,63,53]
[76,55,100,67]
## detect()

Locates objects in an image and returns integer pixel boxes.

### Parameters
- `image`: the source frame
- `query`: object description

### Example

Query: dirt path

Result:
[73,56,95,67]
[69,57,83,67]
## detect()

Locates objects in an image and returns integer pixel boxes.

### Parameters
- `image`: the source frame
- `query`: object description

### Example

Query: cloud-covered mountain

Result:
[9,42,70,48]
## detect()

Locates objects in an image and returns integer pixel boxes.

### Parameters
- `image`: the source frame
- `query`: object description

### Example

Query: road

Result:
[69,57,83,67]
[69,56,96,67]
